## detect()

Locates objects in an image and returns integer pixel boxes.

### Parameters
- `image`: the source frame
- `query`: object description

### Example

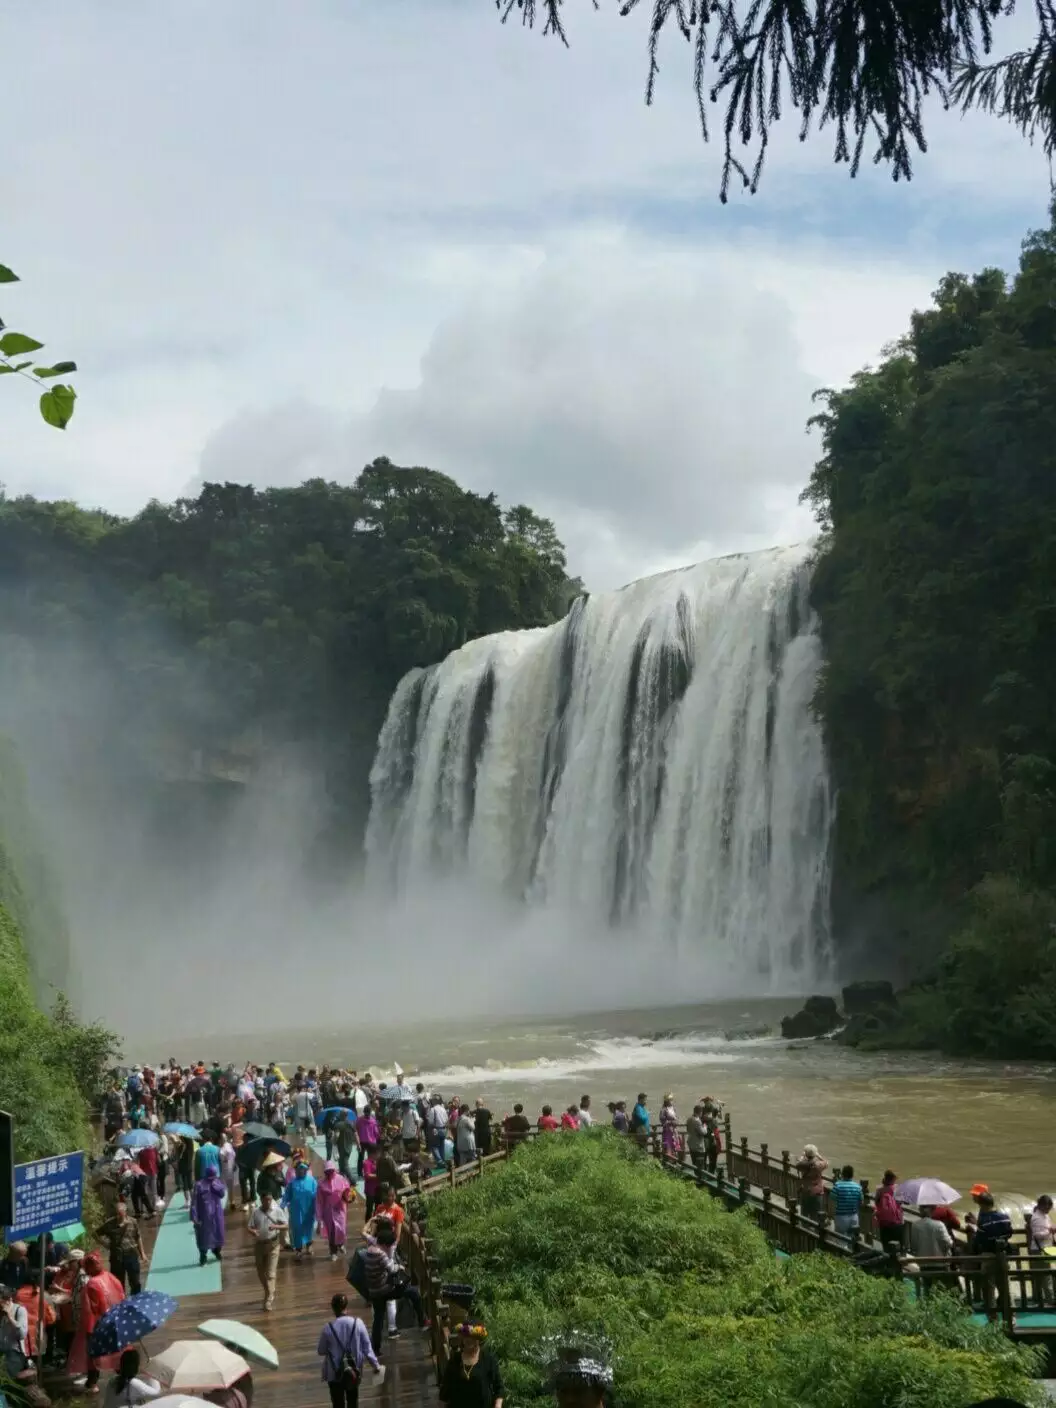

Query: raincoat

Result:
[282,1167,318,1249]
[315,1165,352,1249]
[190,1173,227,1253]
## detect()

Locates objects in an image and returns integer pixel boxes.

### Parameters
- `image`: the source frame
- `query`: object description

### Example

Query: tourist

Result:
[14,1270,56,1360]
[317,1161,353,1262]
[190,1168,226,1267]
[538,1105,559,1134]
[174,1135,196,1206]
[703,1111,723,1174]
[455,1105,477,1165]
[103,1347,161,1406]
[99,1202,146,1294]
[630,1094,650,1147]
[292,1080,315,1138]
[970,1193,1013,1252]
[0,1284,29,1378]
[136,1139,159,1214]
[874,1170,905,1254]
[439,1322,505,1408]
[578,1095,593,1128]
[931,1202,962,1236]
[686,1105,707,1173]
[610,1101,628,1134]
[51,1247,88,1363]
[426,1096,449,1163]
[362,1150,379,1220]
[372,1184,406,1234]
[0,1241,30,1291]
[363,1218,427,1354]
[473,1098,493,1157]
[317,1291,381,1406]
[67,1251,126,1393]
[832,1165,863,1237]
[336,1110,358,1182]
[218,1130,237,1209]
[355,1104,380,1180]
[548,1342,613,1408]
[660,1095,680,1157]
[195,1133,221,1182]
[247,1191,287,1311]
[795,1144,828,1218]
[560,1106,580,1131]
[503,1104,531,1149]
[1028,1195,1056,1305]
[909,1207,955,1294]
[400,1100,423,1155]
[282,1159,319,1259]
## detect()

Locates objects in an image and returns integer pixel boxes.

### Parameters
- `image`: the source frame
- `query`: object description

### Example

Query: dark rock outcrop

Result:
[780,995,842,1039]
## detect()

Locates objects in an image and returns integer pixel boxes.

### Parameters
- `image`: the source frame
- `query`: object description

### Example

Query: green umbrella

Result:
[197,1319,279,1370]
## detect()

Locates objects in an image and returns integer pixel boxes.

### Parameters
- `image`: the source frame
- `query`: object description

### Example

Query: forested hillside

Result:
[805,202,1056,1057]
[0,457,576,848]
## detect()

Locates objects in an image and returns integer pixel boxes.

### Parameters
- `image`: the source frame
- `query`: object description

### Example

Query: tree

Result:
[0,263,77,428]
[503,0,1056,200]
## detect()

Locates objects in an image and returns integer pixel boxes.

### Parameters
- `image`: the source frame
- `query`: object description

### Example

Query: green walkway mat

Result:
[146,1196,223,1298]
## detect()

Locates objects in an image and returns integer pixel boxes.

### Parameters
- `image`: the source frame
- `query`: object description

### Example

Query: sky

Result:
[3,0,1053,590]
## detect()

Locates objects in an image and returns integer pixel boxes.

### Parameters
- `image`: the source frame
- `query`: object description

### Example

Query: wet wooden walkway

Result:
[54,1156,437,1408]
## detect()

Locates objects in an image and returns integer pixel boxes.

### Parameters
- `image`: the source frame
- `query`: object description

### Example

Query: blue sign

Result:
[7,1152,84,1239]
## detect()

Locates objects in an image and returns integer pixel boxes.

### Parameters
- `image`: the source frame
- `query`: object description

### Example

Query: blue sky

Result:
[3,0,1052,587]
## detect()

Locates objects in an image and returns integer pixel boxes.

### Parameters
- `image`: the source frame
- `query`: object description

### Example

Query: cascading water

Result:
[365,545,833,993]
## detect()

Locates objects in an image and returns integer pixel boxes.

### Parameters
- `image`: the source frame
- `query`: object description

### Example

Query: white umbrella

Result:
[151,1398,210,1407]
[197,1318,279,1369]
[152,1341,250,1391]
[894,1177,960,1206]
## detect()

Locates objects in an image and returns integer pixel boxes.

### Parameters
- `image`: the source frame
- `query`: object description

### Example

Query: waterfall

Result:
[365,545,833,993]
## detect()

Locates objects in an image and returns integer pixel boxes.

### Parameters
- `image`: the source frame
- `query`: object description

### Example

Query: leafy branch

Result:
[497,0,1050,201]
[0,262,77,429]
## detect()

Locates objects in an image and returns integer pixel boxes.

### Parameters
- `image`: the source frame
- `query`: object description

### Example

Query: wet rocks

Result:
[780,995,842,1039]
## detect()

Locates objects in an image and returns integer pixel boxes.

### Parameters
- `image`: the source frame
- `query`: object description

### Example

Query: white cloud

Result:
[1,0,1051,582]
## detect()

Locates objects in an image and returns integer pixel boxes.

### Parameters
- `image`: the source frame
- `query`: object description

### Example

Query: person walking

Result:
[282,1159,319,1259]
[247,1191,287,1311]
[363,1219,427,1355]
[99,1202,146,1294]
[190,1170,226,1267]
[317,1292,381,1408]
[316,1162,353,1262]
[218,1132,238,1210]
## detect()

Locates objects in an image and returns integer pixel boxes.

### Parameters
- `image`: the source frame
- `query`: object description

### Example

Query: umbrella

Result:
[151,1398,211,1407]
[895,1178,961,1206]
[152,1341,250,1391]
[164,1122,200,1138]
[87,1290,179,1357]
[381,1083,414,1104]
[242,1121,282,1141]
[117,1128,161,1148]
[198,1319,279,1369]
[314,1106,354,1127]
[236,1136,291,1169]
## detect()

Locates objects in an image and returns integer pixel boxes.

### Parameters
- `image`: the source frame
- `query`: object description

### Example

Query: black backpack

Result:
[327,1320,361,1387]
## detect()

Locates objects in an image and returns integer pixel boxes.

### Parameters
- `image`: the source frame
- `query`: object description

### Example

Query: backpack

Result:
[326,1321,360,1388]
[346,1247,370,1301]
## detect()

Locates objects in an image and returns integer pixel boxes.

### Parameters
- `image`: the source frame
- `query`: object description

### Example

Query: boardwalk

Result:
[52,1149,438,1408]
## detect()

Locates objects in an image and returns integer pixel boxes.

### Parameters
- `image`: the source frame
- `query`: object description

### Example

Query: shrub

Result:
[427,1133,1043,1408]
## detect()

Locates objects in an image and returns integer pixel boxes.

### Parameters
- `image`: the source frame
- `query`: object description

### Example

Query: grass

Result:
[425,1132,1045,1408]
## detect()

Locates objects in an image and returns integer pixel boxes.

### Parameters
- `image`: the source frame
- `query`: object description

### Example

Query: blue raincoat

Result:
[282,1168,318,1249]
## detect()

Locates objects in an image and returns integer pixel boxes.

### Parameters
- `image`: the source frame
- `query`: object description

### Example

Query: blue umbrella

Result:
[87,1290,179,1356]
[117,1128,160,1148]
[314,1106,354,1127]
[164,1122,200,1137]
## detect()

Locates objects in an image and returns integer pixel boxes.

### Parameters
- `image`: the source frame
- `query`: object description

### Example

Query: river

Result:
[147,998,1056,1201]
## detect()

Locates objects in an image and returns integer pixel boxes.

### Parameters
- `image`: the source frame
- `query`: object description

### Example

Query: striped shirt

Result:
[833,1179,863,1217]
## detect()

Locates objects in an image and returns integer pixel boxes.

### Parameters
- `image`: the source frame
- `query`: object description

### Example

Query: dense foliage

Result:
[506,1,1056,199]
[804,201,1056,1056]
[0,740,119,1164]
[0,459,575,832]
[427,1133,1041,1408]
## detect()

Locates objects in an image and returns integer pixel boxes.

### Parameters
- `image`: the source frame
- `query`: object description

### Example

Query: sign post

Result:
[5,1151,84,1386]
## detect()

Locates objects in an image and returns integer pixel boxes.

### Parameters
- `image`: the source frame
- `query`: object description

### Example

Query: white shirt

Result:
[294,1091,314,1120]
[456,1114,476,1152]
[578,1107,593,1127]
[1029,1211,1055,1251]
[1,1302,28,1355]
[103,1372,162,1406]
[909,1217,952,1258]
[248,1204,289,1242]
[401,1108,422,1140]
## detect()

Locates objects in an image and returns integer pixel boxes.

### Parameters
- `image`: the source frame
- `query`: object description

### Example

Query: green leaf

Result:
[32,361,77,379]
[0,264,19,284]
[0,366,16,376]
[39,383,76,430]
[0,332,44,356]
[11,361,32,371]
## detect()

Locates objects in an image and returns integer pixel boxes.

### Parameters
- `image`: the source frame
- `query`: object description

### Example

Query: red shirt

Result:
[560,1112,579,1130]
[932,1205,962,1231]
[538,1115,558,1132]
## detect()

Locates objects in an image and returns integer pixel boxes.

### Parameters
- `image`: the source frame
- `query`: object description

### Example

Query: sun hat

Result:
[970,1183,990,1197]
